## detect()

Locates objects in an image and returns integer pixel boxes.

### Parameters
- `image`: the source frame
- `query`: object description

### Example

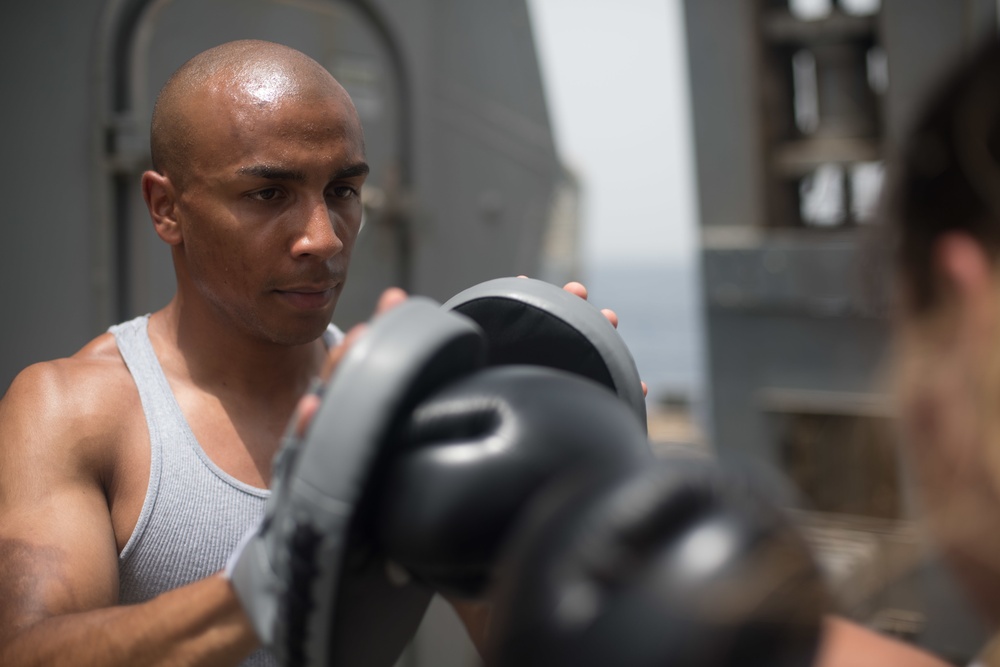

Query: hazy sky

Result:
[525,0,698,267]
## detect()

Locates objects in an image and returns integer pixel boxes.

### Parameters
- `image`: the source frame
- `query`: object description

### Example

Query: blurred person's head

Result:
[887,37,1000,625]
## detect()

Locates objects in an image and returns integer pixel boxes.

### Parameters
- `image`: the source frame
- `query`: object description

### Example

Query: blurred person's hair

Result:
[883,38,1000,314]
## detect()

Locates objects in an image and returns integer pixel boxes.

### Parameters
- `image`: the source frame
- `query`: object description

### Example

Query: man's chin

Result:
[258,307,337,347]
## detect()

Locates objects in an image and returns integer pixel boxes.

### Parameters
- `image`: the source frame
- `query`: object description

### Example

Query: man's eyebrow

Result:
[235,162,370,181]
[237,164,307,181]
[336,162,370,179]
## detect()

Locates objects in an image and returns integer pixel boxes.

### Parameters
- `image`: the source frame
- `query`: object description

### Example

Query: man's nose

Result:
[291,198,344,260]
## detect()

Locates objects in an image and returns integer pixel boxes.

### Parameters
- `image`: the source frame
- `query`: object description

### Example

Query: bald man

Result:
[0,38,625,666]
[0,40,376,666]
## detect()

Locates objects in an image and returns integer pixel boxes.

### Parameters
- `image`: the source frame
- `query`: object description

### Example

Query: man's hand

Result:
[556,279,647,397]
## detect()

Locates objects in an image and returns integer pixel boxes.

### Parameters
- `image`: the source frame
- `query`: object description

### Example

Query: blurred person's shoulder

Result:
[968,634,1000,667]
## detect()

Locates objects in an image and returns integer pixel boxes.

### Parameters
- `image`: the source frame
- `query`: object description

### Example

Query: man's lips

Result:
[275,284,338,310]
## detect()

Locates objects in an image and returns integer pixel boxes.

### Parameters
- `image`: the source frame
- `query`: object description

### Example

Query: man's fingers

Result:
[376,287,408,314]
[561,281,588,300]
[642,381,648,397]
[558,282,617,329]
[320,323,368,380]
[292,393,322,438]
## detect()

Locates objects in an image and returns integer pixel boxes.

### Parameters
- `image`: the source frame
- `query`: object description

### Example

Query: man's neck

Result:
[149,298,327,402]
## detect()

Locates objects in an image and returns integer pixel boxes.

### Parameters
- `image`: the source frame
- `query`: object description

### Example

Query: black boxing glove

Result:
[367,364,654,598]
[488,459,831,667]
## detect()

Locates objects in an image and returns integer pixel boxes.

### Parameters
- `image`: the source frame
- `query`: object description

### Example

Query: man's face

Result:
[171,76,368,346]
[894,282,1000,625]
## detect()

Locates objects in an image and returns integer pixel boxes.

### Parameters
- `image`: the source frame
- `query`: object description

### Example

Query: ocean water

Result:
[582,261,705,407]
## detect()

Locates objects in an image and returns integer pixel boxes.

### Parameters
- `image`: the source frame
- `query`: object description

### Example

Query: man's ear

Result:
[142,170,182,245]
[934,231,998,340]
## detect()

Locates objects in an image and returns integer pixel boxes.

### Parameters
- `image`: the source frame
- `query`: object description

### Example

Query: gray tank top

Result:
[110,315,342,666]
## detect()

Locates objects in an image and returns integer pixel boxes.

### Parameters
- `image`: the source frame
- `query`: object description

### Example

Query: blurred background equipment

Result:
[685,0,997,662]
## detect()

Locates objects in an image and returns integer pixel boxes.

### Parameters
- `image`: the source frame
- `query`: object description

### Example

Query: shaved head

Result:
[150,40,359,185]
[141,40,368,347]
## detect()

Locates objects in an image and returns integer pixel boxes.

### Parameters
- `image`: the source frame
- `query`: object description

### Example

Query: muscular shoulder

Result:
[0,332,138,491]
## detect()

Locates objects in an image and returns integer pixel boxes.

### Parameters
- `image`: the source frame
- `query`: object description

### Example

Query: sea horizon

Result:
[581,258,705,409]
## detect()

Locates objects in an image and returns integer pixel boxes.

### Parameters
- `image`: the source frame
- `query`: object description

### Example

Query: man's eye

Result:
[330,186,358,199]
[250,188,281,201]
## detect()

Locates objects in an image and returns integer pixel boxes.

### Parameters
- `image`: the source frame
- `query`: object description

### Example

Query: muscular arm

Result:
[0,361,258,666]
[815,617,951,667]
[1,576,254,666]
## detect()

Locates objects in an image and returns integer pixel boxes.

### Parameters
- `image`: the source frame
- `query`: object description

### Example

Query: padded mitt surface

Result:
[257,298,486,667]
[443,277,647,428]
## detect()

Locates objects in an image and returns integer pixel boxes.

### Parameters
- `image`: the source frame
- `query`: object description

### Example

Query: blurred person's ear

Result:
[933,232,998,340]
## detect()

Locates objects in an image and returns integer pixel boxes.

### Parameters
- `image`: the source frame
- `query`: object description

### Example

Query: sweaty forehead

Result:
[234,60,303,105]
[200,52,353,122]
[151,41,364,178]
